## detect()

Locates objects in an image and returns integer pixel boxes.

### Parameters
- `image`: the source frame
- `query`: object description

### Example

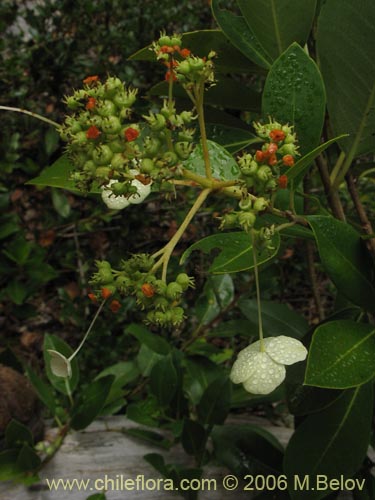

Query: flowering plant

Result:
[1,1,375,498]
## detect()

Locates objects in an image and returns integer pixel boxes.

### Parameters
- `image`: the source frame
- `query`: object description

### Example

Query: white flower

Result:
[101,169,152,210]
[230,335,307,395]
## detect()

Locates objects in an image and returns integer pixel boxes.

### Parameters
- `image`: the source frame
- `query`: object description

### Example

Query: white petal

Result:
[242,352,286,395]
[47,350,72,378]
[128,178,152,204]
[230,349,258,384]
[101,180,130,210]
[266,335,308,365]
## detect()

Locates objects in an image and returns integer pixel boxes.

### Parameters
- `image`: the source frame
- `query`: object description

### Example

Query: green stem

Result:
[329,151,346,186]
[151,188,211,280]
[194,84,212,180]
[289,179,296,214]
[251,229,265,351]
[68,298,107,361]
[0,105,59,128]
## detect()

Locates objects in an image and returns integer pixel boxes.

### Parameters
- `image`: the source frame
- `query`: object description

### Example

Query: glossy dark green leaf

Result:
[25,366,55,414]
[183,140,240,180]
[184,356,223,405]
[205,124,260,154]
[149,355,178,407]
[136,344,164,377]
[129,29,255,73]
[212,424,283,476]
[305,320,375,389]
[181,231,280,274]
[126,397,161,427]
[284,384,373,500]
[262,43,326,154]
[237,0,317,61]
[286,134,349,185]
[0,449,22,481]
[123,428,172,450]
[6,280,28,305]
[317,0,375,157]
[96,361,139,413]
[195,274,234,326]
[212,0,272,69]
[16,444,41,472]
[126,323,170,355]
[239,299,308,339]
[5,420,33,448]
[27,155,77,191]
[150,76,261,112]
[71,375,115,430]
[43,334,79,395]
[181,419,207,460]
[197,376,231,425]
[143,453,168,476]
[308,216,375,311]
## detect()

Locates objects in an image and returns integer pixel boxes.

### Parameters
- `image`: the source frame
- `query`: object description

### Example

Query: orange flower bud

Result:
[159,45,174,54]
[86,125,101,139]
[268,154,278,166]
[255,150,265,162]
[278,175,288,189]
[88,293,97,303]
[109,300,121,313]
[268,143,278,155]
[124,127,139,142]
[83,75,99,85]
[165,70,177,82]
[269,129,286,142]
[180,48,191,58]
[86,97,97,110]
[283,154,295,167]
[101,287,113,300]
[141,283,155,298]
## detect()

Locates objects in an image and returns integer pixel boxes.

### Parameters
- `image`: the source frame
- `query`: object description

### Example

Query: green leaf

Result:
[150,76,261,112]
[85,494,107,500]
[122,428,172,450]
[149,355,178,407]
[96,361,139,412]
[51,188,71,218]
[181,419,207,461]
[239,299,308,339]
[286,134,349,185]
[308,216,375,311]
[44,128,60,156]
[71,375,115,430]
[262,43,326,154]
[143,453,168,476]
[284,384,373,500]
[184,356,224,405]
[126,323,170,355]
[181,231,280,274]
[183,140,240,180]
[212,424,283,476]
[16,444,41,472]
[6,280,28,305]
[212,0,272,69]
[27,155,77,191]
[5,420,34,448]
[129,29,254,73]
[317,0,375,157]
[205,124,260,154]
[197,376,232,425]
[195,274,234,326]
[0,449,22,481]
[3,235,32,265]
[136,344,165,377]
[126,397,161,427]
[43,334,79,395]
[237,0,317,61]
[305,320,375,389]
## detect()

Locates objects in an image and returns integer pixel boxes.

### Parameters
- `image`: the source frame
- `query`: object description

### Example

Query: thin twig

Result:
[315,155,346,221]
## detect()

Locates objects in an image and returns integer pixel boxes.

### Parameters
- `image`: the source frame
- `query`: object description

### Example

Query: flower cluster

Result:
[230,336,308,394]
[89,255,194,327]
[238,120,299,194]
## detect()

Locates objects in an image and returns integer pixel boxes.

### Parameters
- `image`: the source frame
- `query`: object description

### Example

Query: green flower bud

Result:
[174,141,193,160]
[140,158,155,174]
[71,131,89,146]
[144,113,166,131]
[257,165,272,182]
[158,35,172,46]
[95,166,111,179]
[144,137,162,156]
[110,153,126,169]
[253,197,269,212]
[97,99,117,117]
[166,282,183,300]
[101,116,122,134]
[108,139,125,154]
[177,60,191,75]
[219,212,238,230]
[176,273,194,290]
[163,151,178,166]
[115,275,133,293]
[92,145,114,165]
[238,211,256,232]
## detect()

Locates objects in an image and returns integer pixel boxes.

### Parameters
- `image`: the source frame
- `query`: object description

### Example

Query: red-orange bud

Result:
[268,154,278,166]
[86,97,97,110]
[159,45,174,54]
[83,75,99,85]
[88,293,97,303]
[268,143,278,155]
[255,150,265,162]
[165,70,177,82]
[124,127,139,142]
[86,125,101,139]
[269,129,286,142]
[278,175,288,189]
[283,154,295,167]
[141,283,155,298]
[109,300,121,313]
[101,287,113,300]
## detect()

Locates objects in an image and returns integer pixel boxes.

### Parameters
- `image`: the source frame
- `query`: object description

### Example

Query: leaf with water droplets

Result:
[183,140,240,180]
[262,43,326,154]
[305,320,375,389]
[180,231,280,274]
